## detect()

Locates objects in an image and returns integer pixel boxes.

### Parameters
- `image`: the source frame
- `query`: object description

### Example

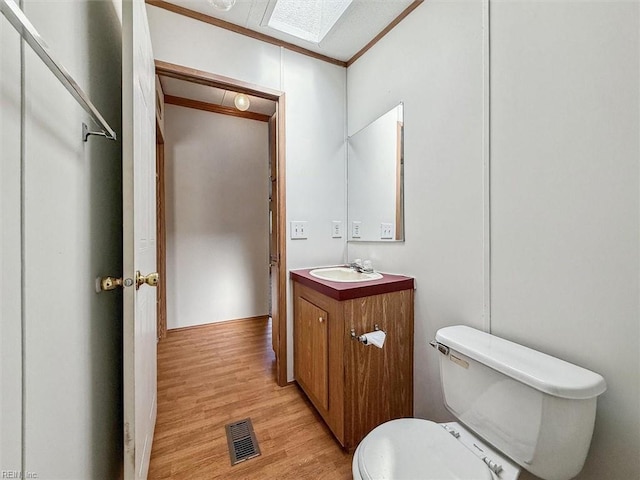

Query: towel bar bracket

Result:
[83,123,112,142]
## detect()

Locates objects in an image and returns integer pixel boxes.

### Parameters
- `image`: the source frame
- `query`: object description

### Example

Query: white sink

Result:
[309,267,383,283]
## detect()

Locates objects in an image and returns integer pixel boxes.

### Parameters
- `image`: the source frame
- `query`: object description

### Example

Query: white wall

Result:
[146,5,347,379]
[1,1,124,478]
[164,105,270,329]
[347,0,486,424]
[347,1,640,479]
[0,11,23,474]
[489,2,640,479]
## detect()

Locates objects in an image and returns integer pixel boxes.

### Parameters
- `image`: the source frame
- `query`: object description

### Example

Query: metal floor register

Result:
[225,418,261,465]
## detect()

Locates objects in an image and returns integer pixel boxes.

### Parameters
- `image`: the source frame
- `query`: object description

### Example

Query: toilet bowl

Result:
[351,325,607,480]
[352,419,519,480]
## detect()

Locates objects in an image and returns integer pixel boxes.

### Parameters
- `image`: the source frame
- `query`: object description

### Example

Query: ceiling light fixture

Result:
[207,0,236,12]
[234,93,251,112]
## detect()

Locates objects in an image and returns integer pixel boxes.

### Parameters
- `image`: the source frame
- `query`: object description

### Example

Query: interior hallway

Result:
[149,317,353,479]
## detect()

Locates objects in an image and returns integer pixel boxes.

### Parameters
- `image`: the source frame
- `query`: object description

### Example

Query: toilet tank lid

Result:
[436,326,607,400]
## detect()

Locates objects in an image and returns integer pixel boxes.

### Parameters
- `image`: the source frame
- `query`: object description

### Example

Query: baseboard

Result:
[167,315,269,333]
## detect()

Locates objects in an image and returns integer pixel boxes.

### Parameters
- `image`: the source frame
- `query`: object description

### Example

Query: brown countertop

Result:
[290,266,414,301]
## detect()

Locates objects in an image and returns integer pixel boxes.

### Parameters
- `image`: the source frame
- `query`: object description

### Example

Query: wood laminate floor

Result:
[148,317,353,479]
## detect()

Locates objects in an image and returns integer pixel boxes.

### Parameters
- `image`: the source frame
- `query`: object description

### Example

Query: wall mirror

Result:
[348,103,404,242]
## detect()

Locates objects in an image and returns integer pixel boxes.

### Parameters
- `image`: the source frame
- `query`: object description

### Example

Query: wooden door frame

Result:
[156,76,167,340]
[154,60,288,387]
[155,127,167,340]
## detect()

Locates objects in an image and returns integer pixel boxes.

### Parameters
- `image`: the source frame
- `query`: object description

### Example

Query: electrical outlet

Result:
[332,221,342,238]
[352,221,362,238]
[380,223,393,239]
[290,221,308,239]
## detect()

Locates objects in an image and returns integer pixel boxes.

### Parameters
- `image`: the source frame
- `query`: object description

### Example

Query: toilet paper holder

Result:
[351,324,383,343]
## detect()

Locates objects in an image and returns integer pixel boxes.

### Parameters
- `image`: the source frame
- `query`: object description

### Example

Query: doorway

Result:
[154,60,288,387]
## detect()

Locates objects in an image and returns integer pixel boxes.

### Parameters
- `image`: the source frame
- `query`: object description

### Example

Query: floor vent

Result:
[225,418,261,465]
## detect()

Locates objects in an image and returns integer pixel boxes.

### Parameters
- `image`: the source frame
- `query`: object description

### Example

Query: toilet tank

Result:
[434,326,606,480]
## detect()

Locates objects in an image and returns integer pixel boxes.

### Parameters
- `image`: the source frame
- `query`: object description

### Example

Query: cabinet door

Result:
[295,297,329,411]
[344,295,385,445]
[344,290,414,448]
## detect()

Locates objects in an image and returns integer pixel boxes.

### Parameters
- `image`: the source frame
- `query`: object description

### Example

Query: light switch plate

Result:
[351,221,362,238]
[290,221,308,239]
[380,223,393,239]
[332,221,342,238]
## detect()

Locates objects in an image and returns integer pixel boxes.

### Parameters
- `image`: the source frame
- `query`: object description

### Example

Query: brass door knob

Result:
[97,276,134,292]
[102,276,122,291]
[136,271,159,290]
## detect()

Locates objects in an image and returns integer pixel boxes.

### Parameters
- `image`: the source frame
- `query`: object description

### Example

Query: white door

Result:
[122,0,158,478]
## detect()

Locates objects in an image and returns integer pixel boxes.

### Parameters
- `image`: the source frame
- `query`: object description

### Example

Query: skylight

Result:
[267,0,353,44]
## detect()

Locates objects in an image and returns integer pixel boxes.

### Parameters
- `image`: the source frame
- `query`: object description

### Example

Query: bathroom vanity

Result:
[290,267,414,451]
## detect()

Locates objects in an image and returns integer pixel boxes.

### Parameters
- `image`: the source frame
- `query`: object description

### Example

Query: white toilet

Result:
[352,325,607,480]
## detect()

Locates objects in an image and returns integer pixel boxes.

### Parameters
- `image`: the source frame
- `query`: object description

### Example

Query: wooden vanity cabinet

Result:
[293,279,414,451]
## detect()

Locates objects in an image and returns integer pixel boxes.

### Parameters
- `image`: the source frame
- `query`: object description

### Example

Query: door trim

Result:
[154,60,288,387]
[155,125,167,340]
[156,75,167,340]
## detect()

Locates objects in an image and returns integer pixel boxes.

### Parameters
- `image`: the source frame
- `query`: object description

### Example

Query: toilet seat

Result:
[355,419,513,480]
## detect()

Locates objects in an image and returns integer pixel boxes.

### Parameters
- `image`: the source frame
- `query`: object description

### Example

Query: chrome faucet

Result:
[349,259,374,273]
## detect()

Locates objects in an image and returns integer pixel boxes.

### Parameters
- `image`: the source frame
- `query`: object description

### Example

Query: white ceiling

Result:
[160,0,416,62]
[159,76,277,115]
